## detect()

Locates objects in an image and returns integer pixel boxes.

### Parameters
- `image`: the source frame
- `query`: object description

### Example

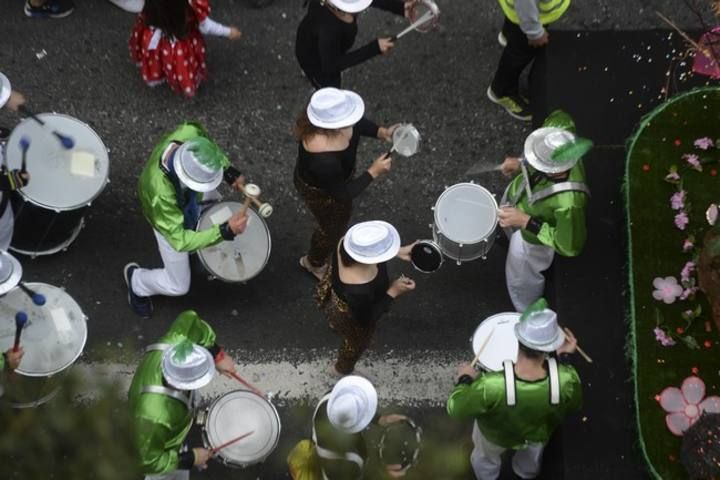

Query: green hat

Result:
[524,127,593,174]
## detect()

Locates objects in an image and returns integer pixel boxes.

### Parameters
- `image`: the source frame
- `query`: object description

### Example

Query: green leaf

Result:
[679,335,701,350]
[550,138,594,162]
[172,339,194,362]
[519,297,549,322]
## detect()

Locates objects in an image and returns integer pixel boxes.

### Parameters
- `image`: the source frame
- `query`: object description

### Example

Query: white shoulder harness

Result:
[502,358,560,407]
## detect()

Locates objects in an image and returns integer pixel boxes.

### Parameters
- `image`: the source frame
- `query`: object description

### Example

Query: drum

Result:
[432,182,498,263]
[0,282,88,407]
[199,389,281,468]
[410,240,443,273]
[6,113,109,256]
[470,312,520,372]
[379,417,423,475]
[196,201,272,283]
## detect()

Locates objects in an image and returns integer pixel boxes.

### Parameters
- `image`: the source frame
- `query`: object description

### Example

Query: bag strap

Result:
[503,360,517,407]
[311,394,365,478]
[529,181,590,205]
[547,358,561,405]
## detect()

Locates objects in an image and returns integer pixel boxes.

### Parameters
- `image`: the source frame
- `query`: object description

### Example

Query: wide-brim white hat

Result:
[327,375,378,434]
[524,127,579,174]
[307,88,365,130]
[328,0,372,13]
[0,73,11,110]
[173,142,224,193]
[162,343,216,390]
[0,251,22,296]
[514,309,566,352]
[343,221,401,264]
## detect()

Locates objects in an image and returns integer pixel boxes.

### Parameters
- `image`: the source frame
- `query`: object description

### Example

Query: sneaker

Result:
[486,87,532,121]
[498,31,507,47]
[106,0,144,13]
[124,263,153,318]
[24,0,75,18]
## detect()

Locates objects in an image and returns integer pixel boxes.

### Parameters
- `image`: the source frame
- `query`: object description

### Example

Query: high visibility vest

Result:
[498,0,571,25]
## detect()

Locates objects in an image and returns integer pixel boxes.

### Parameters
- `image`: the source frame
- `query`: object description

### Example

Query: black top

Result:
[296,117,380,201]
[332,248,393,325]
[295,0,405,87]
[313,396,367,480]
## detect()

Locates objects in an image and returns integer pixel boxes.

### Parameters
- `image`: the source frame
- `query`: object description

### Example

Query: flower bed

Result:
[626,87,720,479]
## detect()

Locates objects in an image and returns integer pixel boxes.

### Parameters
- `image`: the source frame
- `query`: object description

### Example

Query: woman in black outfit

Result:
[295,0,415,88]
[294,87,398,279]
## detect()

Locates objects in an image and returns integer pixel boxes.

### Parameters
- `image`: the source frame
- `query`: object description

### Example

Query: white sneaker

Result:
[498,31,507,47]
[106,0,143,13]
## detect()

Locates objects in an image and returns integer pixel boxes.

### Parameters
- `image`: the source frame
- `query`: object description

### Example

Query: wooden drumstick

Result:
[563,327,593,363]
[470,326,495,368]
[210,430,255,456]
[240,196,253,215]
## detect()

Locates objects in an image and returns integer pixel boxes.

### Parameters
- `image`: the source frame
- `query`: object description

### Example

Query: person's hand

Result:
[396,241,418,262]
[455,361,478,382]
[500,156,521,177]
[6,91,25,112]
[5,347,24,371]
[403,0,417,19]
[378,124,400,143]
[378,37,396,55]
[230,174,246,192]
[378,413,407,427]
[556,328,578,355]
[497,207,530,229]
[228,27,242,41]
[528,31,549,48]
[368,152,392,178]
[215,353,238,378]
[388,276,415,298]
[193,448,211,469]
[228,210,249,235]
[386,464,407,478]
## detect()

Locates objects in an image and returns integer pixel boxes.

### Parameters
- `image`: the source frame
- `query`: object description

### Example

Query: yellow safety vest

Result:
[498,0,571,25]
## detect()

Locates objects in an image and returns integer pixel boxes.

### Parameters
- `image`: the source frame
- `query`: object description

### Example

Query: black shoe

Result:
[24,0,75,18]
[124,263,153,318]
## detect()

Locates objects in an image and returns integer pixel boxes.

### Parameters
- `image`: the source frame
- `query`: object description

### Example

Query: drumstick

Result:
[13,311,28,352]
[18,105,75,150]
[18,282,46,306]
[237,184,264,208]
[228,371,265,397]
[19,136,30,174]
[470,326,496,368]
[465,163,503,176]
[209,430,255,456]
[392,10,435,41]
[563,327,593,363]
[240,196,253,215]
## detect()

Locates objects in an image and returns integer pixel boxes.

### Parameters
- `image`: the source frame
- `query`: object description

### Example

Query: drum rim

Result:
[202,389,281,466]
[410,240,443,273]
[196,201,272,283]
[11,282,88,377]
[378,417,423,471]
[7,113,110,211]
[470,312,520,371]
[433,183,498,243]
[431,227,496,263]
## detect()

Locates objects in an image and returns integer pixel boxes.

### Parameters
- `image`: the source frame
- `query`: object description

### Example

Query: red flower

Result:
[691,366,699,374]
[712,169,718,177]
[676,327,685,334]
[704,340,713,348]
[669,454,676,462]
[655,394,661,402]
[642,164,651,172]
[674,139,682,146]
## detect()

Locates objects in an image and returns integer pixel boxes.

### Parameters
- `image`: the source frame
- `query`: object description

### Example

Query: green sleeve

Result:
[446,377,501,419]
[134,417,182,475]
[162,310,217,347]
[150,193,223,253]
[561,365,583,413]
[534,205,586,256]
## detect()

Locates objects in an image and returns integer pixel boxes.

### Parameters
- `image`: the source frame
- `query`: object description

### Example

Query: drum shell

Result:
[410,240,443,273]
[432,226,495,263]
[3,369,69,408]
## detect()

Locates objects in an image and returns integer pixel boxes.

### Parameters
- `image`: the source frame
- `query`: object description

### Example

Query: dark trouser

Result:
[301,67,341,89]
[490,18,545,97]
[294,171,352,268]
[322,291,377,374]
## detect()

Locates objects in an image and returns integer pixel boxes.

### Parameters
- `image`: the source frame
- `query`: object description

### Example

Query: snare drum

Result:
[196,201,272,283]
[432,182,498,263]
[199,389,281,468]
[6,114,109,256]
[0,282,88,407]
[410,240,443,273]
[470,312,520,372]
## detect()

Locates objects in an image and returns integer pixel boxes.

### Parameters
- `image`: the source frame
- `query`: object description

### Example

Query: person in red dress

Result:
[129,0,242,98]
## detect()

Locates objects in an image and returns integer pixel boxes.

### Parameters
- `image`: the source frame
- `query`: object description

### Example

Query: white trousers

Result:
[471,423,544,480]
[132,229,191,297]
[505,230,555,312]
[144,470,189,480]
[0,195,13,251]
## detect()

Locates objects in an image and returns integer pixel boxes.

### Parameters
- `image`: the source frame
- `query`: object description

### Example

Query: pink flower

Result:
[664,171,681,183]
[670,190,686,210]
[659,376,720,436]
[652,276,684,304]
[654,327,677,346]
[708,204,719,226]
[674,211,689,230]
[682,238,694,252]
[683,154,702,171]
[694,137,714,150]
[679,287,699,301]
[680,261,696,283]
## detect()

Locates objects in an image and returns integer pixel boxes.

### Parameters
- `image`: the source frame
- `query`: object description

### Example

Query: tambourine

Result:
[379,417,423,475]
[409,0,440,33]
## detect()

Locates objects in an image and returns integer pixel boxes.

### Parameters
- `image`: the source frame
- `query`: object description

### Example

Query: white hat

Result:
[0,251,22,296]
[524,127,579,174]
[307,88,365,130]
[173,138,224,193]
[343,221,401,264]
[328,0,372,13]
[0,73,11,110]
[162,342,216,390]
[327,375,378,433]
[514,309,566,352]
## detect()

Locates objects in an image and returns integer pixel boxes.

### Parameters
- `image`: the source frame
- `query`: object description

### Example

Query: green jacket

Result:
[447,363,582,449]
[137,122,230,252]
[127,310,217,475]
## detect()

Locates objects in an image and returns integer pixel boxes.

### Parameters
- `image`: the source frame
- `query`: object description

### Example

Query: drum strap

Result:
[503,359,561,406]
[503,360,517,407]
[312,394,364,480]
[547,358,561,405]
[0,193,7,219]
[142,385,192,410]
[529,182,591,205]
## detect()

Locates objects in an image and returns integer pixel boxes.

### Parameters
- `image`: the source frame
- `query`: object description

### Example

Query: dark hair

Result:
[293,111,342,142]
[339,241,358,267]
[143,0,190,40]
[518,342,546,360]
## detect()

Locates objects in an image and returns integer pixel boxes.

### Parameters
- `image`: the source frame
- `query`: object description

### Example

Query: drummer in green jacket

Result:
[124,122,248,318]
[497,110,591,311]
[128,310,237,479]
[447,298,582,480]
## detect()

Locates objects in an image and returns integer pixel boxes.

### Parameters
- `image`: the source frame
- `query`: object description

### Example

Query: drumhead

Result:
[6,114,109,211]
[379,418,422,472]
[410,240,442,273]
[434,183,498,244]
[392,124,421,157]
[204,389,281,466]
[196,202,272,282]
[0,283,87,376]
[471,312,520,372]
